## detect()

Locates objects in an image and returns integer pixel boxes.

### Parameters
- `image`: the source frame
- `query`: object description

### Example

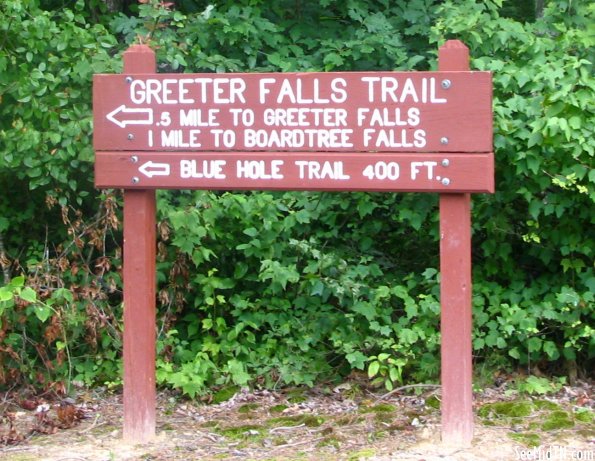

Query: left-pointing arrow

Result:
[106,105,153,128]
[138,161,170,178]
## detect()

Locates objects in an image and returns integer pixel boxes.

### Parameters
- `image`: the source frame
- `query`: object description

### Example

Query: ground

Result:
[0,379,593,461]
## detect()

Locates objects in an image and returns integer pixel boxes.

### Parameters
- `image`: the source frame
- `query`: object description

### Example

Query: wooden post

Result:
[438,40,474,446]
[122,45,157,443]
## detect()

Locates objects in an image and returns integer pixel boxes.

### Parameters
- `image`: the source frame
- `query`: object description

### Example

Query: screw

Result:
[441,178,451,186]
[127,133,134,140]
[132,176,140,184]
[441,159,450,167]
[441,79,451,89]
[440,137,449,145]
[125,76,133,84]
[131,155,139,163]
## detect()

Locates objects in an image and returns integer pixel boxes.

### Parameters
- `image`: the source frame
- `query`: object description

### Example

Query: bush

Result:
[0,0,592,395]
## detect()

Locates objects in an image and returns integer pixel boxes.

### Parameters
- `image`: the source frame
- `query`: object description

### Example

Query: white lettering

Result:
[179,109,220,127]
[236,160,284,180]
[161,129,201,148]
[260,78,276,104]
[180,159,226,179]
[294,161,349,180]
[211,129,235,148]
[410,161,437,180]
[330,78,348,103]
[244,129,353,149]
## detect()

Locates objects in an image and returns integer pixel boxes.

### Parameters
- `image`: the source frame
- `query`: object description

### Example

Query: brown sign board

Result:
[93,42,493,446]
[93,71,492,154]
[95,152,494,193]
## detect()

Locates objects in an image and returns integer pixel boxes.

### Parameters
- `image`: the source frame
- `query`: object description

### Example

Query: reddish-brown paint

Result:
[439,40,474,446]
[93,71,492,153]
[93,40,492,446]
[121,45,157,443]
[95,151,494,193]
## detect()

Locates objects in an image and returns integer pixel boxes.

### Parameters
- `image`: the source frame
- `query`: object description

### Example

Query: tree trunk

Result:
[0,231,11,284]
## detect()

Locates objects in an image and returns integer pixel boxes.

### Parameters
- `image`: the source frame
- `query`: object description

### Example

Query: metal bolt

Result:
[441,178,451,186]
[125,76,133,84]
[441,79,451,89]
[127,133,134,140]
[440,137,449,145]
[131,155,139,163]
[441,159,450,167]
[132,176,140,184]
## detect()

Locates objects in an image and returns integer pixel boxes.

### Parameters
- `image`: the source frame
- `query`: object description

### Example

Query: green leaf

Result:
[19,287,37,303]
[0,287,13,302]
[352,302,376,321]
[368,361,380,378]
[346,351,366,370]
[34,305,52,323]
[527,337,542,353]
[10,276,25,288]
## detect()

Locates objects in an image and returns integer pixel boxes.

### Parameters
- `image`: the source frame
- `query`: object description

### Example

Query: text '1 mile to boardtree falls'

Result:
[94,70,493,192]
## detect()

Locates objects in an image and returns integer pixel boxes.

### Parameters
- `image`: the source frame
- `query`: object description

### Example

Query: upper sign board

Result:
[93,71,492,153]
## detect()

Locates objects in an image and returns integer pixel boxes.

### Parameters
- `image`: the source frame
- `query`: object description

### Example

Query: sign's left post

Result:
[121,45,157,443]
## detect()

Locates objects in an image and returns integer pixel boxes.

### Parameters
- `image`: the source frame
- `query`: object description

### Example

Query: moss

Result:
[575,408,594,424]
[268,414,325,428]
[478,401,533,419]
[268,415,304,427]
[303,415,326,427]
[425,395,440,410]
[509,432,541,447]
[368,430,388,442]
[533,399,560,411]
[541,411,575,431]
[201,420,220,429]
[386,423,407,432]
[219,424,264,440]
[269,404,288,414]
[238,403,260,414]
[348,448,377,460]
[317,435,342,449]
[335,415,364,426]
[286,388,307,404]
[374,412,395,424]
[359,403,396,414]
[271,436,287,446]
[211,385,239,404]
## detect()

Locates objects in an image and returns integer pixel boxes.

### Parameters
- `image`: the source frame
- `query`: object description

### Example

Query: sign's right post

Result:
[438,40,475,446]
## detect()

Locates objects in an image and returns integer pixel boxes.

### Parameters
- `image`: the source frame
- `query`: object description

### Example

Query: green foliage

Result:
[0,0,593,395]
[432,0,594,370]
[515,376,565,396]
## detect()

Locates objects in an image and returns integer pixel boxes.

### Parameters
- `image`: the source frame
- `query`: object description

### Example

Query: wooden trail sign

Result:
[93,71,492,153]
[96,152,493,193]
[93,40,493,446]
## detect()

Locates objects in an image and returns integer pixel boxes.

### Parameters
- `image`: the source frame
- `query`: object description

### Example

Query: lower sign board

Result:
[95,151,494,193]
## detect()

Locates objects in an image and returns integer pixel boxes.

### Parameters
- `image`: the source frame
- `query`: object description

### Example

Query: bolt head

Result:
[441,79,451,89]
[441,159,450,167]
[132,176,140,184]
[440,137,449,145]
[125,76,133,83]
[131,155,139,163]
[441,178,451,186]
[127,133,134,140]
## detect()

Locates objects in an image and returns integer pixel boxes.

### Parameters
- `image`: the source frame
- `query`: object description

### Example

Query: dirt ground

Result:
[0,380,593,461]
